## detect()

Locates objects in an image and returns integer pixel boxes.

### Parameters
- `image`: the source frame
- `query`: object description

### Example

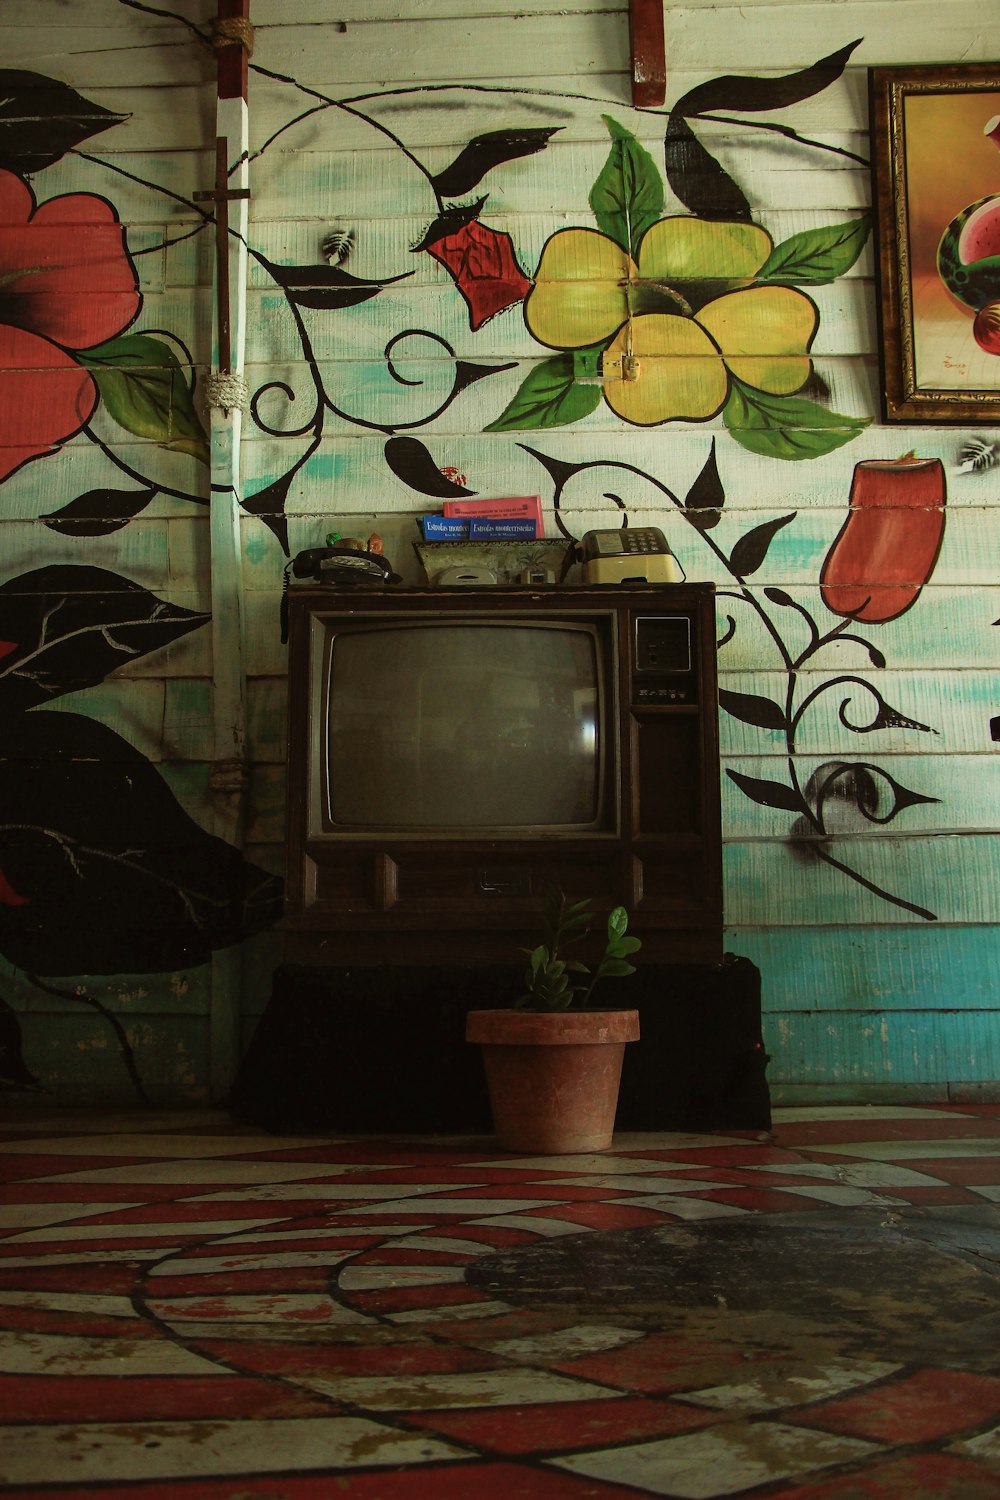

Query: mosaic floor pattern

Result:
[2,1103,999,1497]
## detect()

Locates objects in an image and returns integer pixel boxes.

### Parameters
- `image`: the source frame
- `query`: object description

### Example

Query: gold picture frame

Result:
[870,63,1000,422]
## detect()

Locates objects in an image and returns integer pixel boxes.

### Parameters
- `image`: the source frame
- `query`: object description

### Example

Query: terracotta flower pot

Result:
[466,1008,640,1154]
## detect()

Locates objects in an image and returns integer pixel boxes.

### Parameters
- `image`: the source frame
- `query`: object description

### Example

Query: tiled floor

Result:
[1,1103,999,1497]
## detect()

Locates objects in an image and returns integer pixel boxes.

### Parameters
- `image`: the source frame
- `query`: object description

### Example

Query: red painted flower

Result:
[427,219,530,331]
[820,458,946,623]
[0,171,140,484]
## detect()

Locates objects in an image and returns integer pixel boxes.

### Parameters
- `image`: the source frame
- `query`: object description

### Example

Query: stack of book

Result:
[422,495,543,541]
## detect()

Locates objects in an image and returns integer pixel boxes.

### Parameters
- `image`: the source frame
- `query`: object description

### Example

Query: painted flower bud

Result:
[820,457,946,623]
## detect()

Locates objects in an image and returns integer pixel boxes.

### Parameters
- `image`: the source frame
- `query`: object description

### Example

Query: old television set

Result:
[283,584,723,966]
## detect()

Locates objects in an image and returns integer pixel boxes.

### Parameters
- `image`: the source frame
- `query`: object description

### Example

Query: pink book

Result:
[442,494,543,537]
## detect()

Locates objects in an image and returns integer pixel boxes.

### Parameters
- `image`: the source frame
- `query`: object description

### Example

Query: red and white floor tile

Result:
[1,1103,999,1497]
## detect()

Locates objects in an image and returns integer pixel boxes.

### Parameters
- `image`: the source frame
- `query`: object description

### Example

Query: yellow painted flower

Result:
[525,218,817,426]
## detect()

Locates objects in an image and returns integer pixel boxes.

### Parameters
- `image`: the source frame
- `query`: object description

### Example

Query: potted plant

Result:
[465,888,641,1154]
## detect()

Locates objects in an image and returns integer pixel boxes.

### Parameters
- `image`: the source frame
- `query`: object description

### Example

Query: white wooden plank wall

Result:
[1,0,997,1099]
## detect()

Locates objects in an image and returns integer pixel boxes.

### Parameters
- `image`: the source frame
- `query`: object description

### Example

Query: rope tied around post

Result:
[205,370,250,413]
[210,15,255,55]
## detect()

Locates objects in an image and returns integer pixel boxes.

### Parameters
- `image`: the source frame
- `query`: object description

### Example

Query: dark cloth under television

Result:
[228,956,771,1135]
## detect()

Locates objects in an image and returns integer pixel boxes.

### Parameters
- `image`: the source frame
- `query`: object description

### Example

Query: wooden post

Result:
[194,137,251,374]
[202,0,252,1101]
[629,0,666,108]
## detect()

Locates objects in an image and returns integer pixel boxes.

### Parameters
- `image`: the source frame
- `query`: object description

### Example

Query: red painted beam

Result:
[216,0,250,103]
[629,0,666,108]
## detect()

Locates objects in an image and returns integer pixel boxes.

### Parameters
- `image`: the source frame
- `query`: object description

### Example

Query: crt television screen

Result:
[323,623,603,831]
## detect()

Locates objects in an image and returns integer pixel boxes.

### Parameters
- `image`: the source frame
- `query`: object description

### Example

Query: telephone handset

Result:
[281,540,400,643]
[291,546,398,584]
[579,527,684,584]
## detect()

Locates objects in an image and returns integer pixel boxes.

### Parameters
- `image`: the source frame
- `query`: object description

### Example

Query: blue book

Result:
[468,517,538,540]
[422,515,470,539]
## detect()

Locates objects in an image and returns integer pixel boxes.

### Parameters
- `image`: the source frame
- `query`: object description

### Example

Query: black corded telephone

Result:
[291,545,399,584]
[281,542,401,642]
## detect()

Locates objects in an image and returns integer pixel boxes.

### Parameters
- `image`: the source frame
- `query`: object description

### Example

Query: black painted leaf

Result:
[729,514,796,576]
[384,437,475,497]
[518,444,591,498]
[453,359,519,397]
[431,132,559,200]
[726,767,804,813]
[0,995,43,1092]
[412,198,489,252]
[42,486,157,538]
[684,439,725,530]
[763,586,797,608]
[242,472,294,555]
[0,567,210,713]
[0,71,128,173]
[719,688,787,731]
[260,255,410,310]
[0,712,283,977]
[672,41,862,120]
[664,113,752,222]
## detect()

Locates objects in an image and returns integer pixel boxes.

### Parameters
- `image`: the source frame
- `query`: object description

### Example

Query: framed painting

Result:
[870,63,1000,423]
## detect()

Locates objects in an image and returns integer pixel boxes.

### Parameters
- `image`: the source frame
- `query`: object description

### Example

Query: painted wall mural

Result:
[0,2,996,1099]
[238,38,942,922]
[0,72,282,1095]
[244,41,873,519]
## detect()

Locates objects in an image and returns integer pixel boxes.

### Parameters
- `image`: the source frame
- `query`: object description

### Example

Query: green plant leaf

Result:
[756,214,871,285]
[79,335,209,463]
[601,959,638,977]
[607,906,629,939]
[526,945,547,978]
[590,116,663,257]
[485,355,603,432]
[724,380,868,461]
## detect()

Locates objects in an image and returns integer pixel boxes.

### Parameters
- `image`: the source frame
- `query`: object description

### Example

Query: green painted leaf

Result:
[485,354,602,431]
[724,380,868,461]
[756,214,871,285]
[79,335,209,464]
[590,116,663,257]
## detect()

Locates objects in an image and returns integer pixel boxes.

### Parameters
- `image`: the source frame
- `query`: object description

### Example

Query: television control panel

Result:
[633,616,698,704]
